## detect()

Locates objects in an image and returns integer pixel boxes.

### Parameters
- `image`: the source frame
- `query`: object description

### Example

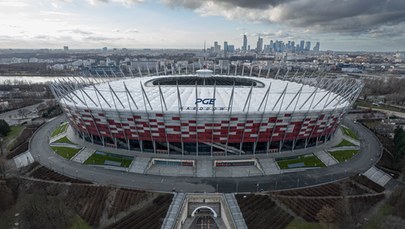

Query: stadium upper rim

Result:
[50,70,362,114]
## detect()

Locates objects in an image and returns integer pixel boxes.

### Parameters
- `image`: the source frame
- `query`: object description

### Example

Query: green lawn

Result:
[4,126,25,148]
[51,122,68,137]
[54,136,75,145]
[51,146,81,159]
[68,215,91,229]
[276,154,326,169]
[330,149,359,162]
[335,139,356,147]
[363,204,394,229]
[341,126,359,140]
[84,151,133,167]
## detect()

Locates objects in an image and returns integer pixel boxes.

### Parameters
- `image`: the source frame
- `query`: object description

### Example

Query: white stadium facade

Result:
[50,68,363,157]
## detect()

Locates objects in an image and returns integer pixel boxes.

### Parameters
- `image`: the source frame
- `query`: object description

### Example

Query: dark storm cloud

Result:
[163,0,405,35]
[279,0,405,33]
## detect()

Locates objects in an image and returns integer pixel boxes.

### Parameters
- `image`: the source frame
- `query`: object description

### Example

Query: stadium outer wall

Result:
[60,104,346,156]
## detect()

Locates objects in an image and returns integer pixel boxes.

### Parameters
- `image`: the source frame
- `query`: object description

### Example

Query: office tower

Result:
[214,41,221,52]
[256,36,263,52]
[313,42,320,52]
[224,41,228,52]
[305,41,311,51]
[269,40,274,52]
[63,46,69,51]
[242,34,247,51]
[227,45,235,52]
[300,40,305,51]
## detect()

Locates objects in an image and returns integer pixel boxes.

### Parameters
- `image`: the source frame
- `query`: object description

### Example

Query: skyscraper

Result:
[223,41,228,52]
[305,41,311,51]
[313,42,320,52]
[214,41,220,52]
[256,36,263,52]
[242,34,247,52]
[300,40,305,51]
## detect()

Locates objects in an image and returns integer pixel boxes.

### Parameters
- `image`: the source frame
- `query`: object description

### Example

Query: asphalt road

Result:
[0,101,46,125]
[28,115,382,193]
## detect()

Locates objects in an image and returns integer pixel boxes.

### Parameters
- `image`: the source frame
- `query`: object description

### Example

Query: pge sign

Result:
[195,98,216,105]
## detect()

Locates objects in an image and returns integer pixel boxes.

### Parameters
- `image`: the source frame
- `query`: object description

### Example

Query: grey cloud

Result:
[163,0,405,35]
[59,29,93,35]
[162,0,290,9]
[84,36,115,41]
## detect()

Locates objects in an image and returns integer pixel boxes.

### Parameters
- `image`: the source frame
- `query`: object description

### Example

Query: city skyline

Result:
[0,0,405,51]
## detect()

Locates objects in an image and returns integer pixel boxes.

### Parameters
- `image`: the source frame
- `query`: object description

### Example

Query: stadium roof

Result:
[59,74,353,114]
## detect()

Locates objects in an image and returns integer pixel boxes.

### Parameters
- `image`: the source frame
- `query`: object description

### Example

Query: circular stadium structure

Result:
[50,69,363,157]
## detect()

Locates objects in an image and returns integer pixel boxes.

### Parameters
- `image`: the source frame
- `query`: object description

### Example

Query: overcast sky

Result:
[1,0,405,51]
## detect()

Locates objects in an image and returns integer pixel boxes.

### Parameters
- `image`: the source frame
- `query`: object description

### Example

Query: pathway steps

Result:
[258,158,281,175]
[128,157,150,174]
[363,166,392,187]
[196,159,213,177]
[314,150,338,166]
[71,147,95,163]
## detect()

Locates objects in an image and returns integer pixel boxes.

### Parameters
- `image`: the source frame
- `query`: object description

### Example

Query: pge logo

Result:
[195,98,216,105]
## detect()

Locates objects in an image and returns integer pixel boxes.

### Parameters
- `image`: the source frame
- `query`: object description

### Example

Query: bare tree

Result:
[317,204,336,229]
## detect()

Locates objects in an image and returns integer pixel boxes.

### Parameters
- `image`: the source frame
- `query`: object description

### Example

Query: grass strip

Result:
[84,151,133,167]
[51,146,81,159]
[54,136,75,145]
[330,149,359,162]
[276,154,326,169]
[341,126,359,140]
[335,139,356,147]
[51,123,68,137]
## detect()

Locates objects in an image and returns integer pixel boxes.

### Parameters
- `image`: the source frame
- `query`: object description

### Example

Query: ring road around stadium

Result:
[50,69,362,158]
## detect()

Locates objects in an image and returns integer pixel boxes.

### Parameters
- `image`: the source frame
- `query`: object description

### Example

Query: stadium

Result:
[50,68,362,157]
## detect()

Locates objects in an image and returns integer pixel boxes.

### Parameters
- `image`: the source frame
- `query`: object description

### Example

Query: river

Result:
[0,76,104,84]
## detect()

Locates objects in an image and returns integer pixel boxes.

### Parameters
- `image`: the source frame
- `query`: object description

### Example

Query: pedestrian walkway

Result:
[314,150,338,166]
[363,166,392,187]
[128,157,150,174]
[196,159,213,177]
[71,147,95,163]
[147,164,194,177]
[14,151,34,169]
[224,193,248,229]
[161,193,186,229]
[215,166,262,177]
[258,158,281,175]
[50,142,82,149]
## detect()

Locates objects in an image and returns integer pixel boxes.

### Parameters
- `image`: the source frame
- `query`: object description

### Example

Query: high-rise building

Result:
[223,41,228,52]
[63,46,69,51]
[227,45,235,52]
[313,42,320,52]
[300,40,305,51]
[242,34,247,52]
[269,40,274,52]
[256,36,263,52]
[305,41,311,51]
[214,41,221,52]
